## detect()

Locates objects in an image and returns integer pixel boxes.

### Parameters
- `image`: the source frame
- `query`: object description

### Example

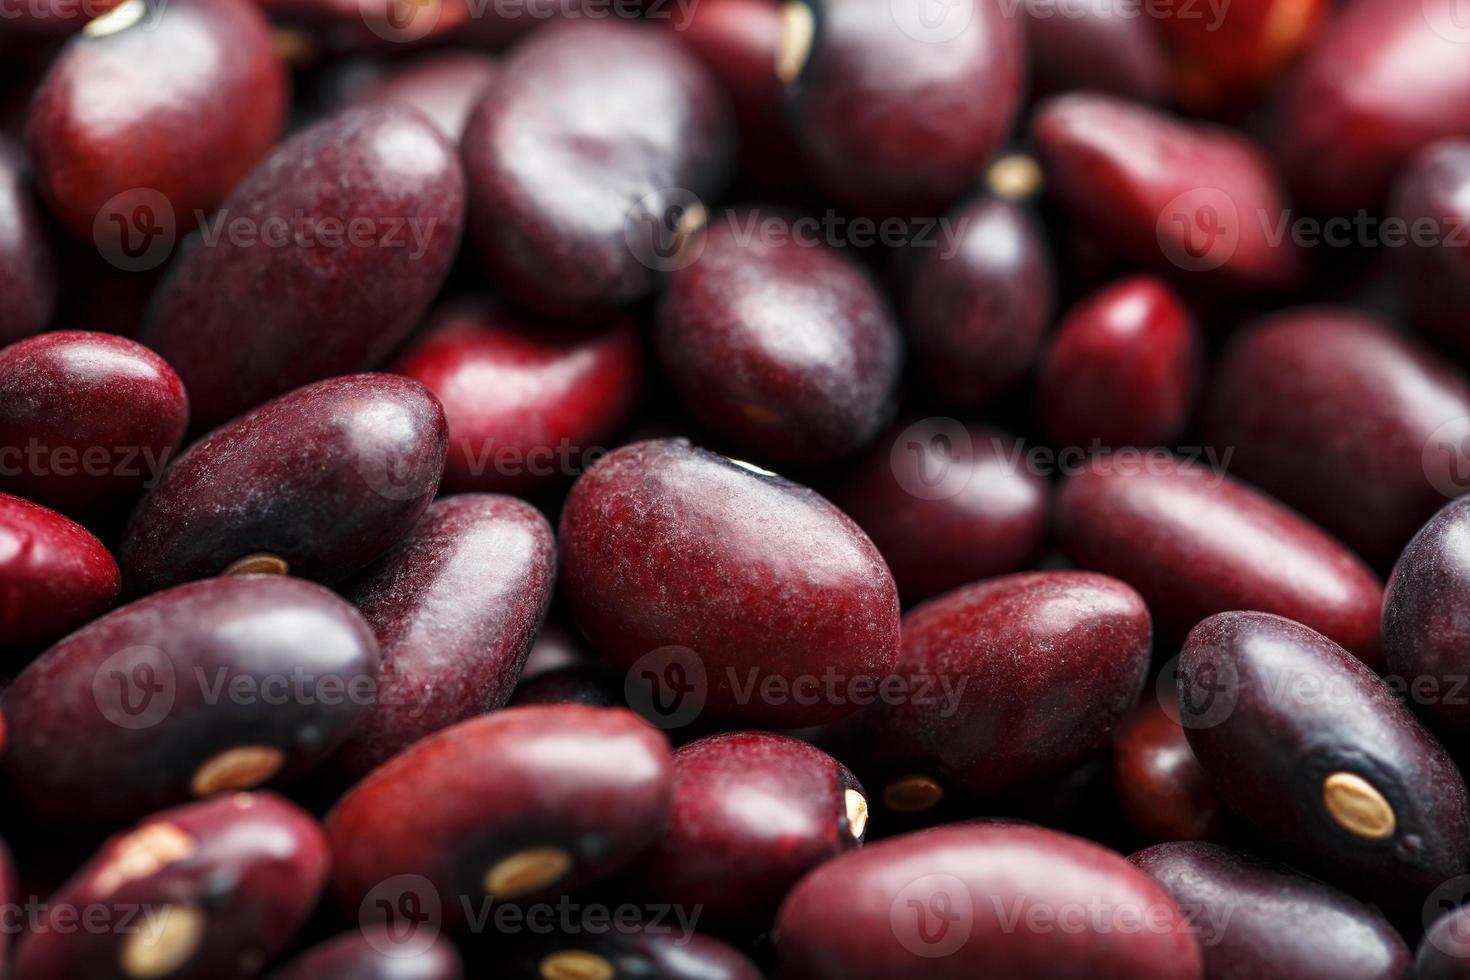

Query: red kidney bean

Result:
[352,50,497,141]
[327,706,674,925]
[828,419,1049,605]
[462,20,733,322]
[1419,905,1470,980]
[506,931,762,980]
[1020,0,1168,103]
[268,928,464,980]
[1112,697,1221,845]
[1153,0,1327,111]
[0,331,188,518]
[0,490,119,651]
[1268,0,1470,212]
[1391,139,1470,358]
[559,438,901,727]
[26,0,285,240]
[1384,497,1470,740]
[1032,92,1301,290]
[142,106,465,431]
[12,792,328,980]
[1131,841,1411,980]
[118,374,447,595]
[391,298,642,496]
[1038,275,1200,450]
[780,0,1023,214]
[656,210,901,464]
[635,731,865,935]
[665,0,806,191]
[1205,307,1470,566]
[2,575,378,827]
[1178,611,1470,910]
[860,571,1149,809]
[333,494,556,779]
[902,196,1054,407]
[1056,455,1385,668]
[777,822,1203,979]
[0,135,55,346]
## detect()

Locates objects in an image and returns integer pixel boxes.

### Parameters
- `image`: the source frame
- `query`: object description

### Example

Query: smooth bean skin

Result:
[328,706,674,925]
[902,197,1054,407]
[1391,140,1470,359]
[0,331,188,517]
[118,374,448,595]
[777,823,1203,979]
[1268,0,1470,212]
[1419,906,1470,980]
[782,0,1024,214]
[1112,698,1221,845]
[1205,307,1470,566]
[828,420,1049,605]
[1056,455,1384,668]
[352,50,498,142]
[860,572,1150,799]
[268,928,464,980]
[1019,0,1167,102]
[1131,841,1411,980]
[12,792,329,980]
[391,299,642,496]
[462,20,733,322]
[635,732,865,935]
[656,211,902,464]
[1383,497,1470,740]
[27,0,285,239]
[143,106,465,431]
[0,491,119,650]
[1032,93,1300,290]
[0,136,55,346]
[2,575,378,827]
[1038,276,1200,450]
[1179,612,1470,910]
[502,931,762,980]
[333,494,556,779]
[558,439,901,727]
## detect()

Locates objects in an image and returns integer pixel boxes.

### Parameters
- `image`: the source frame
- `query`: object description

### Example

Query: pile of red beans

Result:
[3,0,1470,976]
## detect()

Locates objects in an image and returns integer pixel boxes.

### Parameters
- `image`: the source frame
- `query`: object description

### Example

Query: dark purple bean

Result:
[1131,841,1411,980]
[333,494,556,779]
[118,374,447,595]
[352,50,497,141]
[268,928,464,980]
[1178,611,1470,910]
[1020,0,1168,102]
[3,575,378,827]
[462,20,733,322]
[143,106,465,431]
[0,134,55,345]
[1392,139,1470,358]
[12,792,328,980]
[503,931,762,980]
[1419,904,1470,980]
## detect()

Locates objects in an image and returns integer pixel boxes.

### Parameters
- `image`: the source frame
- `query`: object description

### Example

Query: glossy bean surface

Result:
[353,50,497,141]
[0,490,119,650]
[1112,698,1221,845]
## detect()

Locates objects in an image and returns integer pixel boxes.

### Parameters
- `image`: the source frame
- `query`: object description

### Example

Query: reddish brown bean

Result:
[142,106,465,431]
[333,494,556,779]
[27,0,286,239]
[777,823,1203,979]
[12,792,329,980]
[1392,140,1470,357]
[1056,455,1385,668]
[1205,307,1470,566]
[119,374,447,595]
[559,439,901,727]
[1112,698,1222,845]
[0,490,119,651]
[328,706,674,925]
[1020,0,1168,103]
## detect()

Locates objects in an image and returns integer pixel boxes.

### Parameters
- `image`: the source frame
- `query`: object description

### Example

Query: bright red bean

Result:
[0,490,119,651]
